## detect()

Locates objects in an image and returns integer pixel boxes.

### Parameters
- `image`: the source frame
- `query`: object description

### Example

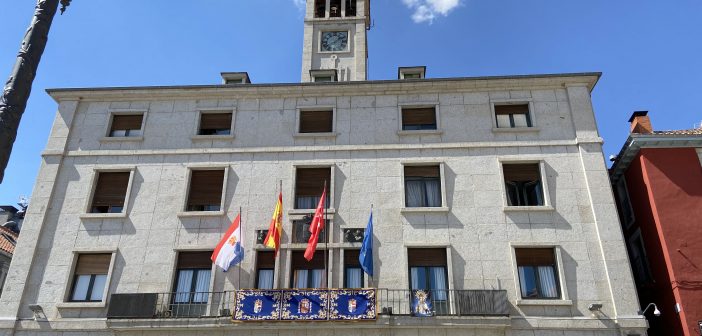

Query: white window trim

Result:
[400,161,449,212]
[397,103,443,135]
[317,29,352,54]
[191,107,236,140]
[294,106,338,137]
[80,166,137,219]
[509,243,572,306]
[289,164,337,215]
[490,99,539,133]
[177,165,229,217]
[100,109,147,142]
[169,248,218,316]
[498,158,554,212]
[615,178,636,229]
[57,249,118,309]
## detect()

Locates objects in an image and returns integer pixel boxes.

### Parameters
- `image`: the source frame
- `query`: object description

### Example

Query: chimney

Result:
[628,111,653,134]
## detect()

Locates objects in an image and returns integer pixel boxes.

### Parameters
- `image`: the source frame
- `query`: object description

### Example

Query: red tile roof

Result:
[0,226,17,256]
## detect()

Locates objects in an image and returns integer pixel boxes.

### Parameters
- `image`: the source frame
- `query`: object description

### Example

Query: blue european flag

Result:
[359,211,373,277]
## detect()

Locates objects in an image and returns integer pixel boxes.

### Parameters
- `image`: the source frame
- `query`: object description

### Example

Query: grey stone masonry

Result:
[0,74,648,336]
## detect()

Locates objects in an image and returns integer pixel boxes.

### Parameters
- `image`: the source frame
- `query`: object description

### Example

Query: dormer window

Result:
[399,66,426,80]
[221,72,251,85]
[310,69,338,82]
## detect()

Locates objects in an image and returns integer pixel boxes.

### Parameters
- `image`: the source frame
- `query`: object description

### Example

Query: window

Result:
[314,76,333,83]
[329,0,341,17]
[515,248,560,299]
[314,0,325,17]
[401,107,437,130]
[628,231,653,284]
[256,251,275,289]
[291,250,326,288]
[310,69,338,82]
[503,163,544,207]
[294,167,331,209]
[298,109,333,133]
[198,112,232,136]
[408,248,449,314]
[109,114,143,137]
[344,250,364,288]
[173,251,212,306]
[404,165,442,207]
[90,171,130,213]
[186,169,225,212]
[615,179,635,228]
[292,218,327,244]
[70,254,111,302]
[398,66,426,80]
[345,0,356,16]
[494,104,532,128]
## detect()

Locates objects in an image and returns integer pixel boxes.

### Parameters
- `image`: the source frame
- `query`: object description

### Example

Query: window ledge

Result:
[401,207,450,213]
[191,134,235,141]
[492,127,540,133]
[397,130,443,136]
[56,302,106,309]
[516,299,572,306]
[504,206,554,212]
[293,132,338,138]
[80,212,127,219]
[177,210,225,218]
[99,136,144,142]
[288,208,336,216]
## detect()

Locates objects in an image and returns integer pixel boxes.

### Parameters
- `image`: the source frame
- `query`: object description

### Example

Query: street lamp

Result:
[639,303,661,317]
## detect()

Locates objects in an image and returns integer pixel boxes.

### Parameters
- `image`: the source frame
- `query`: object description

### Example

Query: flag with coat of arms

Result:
[211,213,244,272]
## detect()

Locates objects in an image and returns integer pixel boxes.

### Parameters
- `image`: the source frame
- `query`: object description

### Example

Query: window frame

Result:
[59,250,117,308]
[289,164,336,215]
[509,244,572,306]
[397,104,442,135]
[81,167,136,219]
[294,107,337,137]
[627,229,654,285]
[101,110,147,142]
[615,178,636,229]
[342,249,366,289]
[499,159,553,211]
[490,100,539,132]
[405,246,453,315]
[289,250,328,289]
[178,166,229,217]
[400,162,449,212]
[255,250,276,289]
[310,69,339,82]
[192,108,236,140]
[169,249,216,314]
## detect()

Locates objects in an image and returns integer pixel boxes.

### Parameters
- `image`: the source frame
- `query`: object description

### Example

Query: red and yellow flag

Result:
[263,192,283,257]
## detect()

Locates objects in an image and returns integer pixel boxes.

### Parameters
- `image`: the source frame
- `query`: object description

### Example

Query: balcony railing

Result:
[106,289,508,319]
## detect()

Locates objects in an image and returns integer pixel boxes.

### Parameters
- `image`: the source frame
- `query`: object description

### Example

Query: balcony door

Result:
[291,250,326,288]
[408,248,449,315]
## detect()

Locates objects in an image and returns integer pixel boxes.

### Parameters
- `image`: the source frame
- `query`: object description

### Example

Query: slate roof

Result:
[652,127,702,136]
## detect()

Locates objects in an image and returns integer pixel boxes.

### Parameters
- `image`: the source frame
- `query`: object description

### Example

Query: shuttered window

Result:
[291,250,326,288]
[198,113,232,136]
[174,251,212,304]
[402,107,437,130]
[90,172,130,213]
[256,251,275,289]
[404,165,442,207]
[299,110,333,133]
[109,114,143,137]
[515,248,560,299]
[407,248,448,307]
[494,104,531,128]
[70,253,111,302]
[186,170,225,211]
[503,163,544,206]
[407,248,446,267]
[295,167,331,209]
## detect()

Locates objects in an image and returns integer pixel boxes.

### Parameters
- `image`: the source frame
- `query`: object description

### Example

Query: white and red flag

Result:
[211,213,244,272]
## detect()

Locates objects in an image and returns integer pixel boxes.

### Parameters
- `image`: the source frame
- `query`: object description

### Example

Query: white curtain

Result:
[429,267,447,301]
[311,269,325,288]
[405,181,425,207]
[294,270,308,288]
[518,267,529,298]
[258,270,274,289]
[346,268,362,288]
[410,267,422,290]
[296,196,318,209]
[175,270,194,303]
[90,275,107,301]
[496,114,511,128]
[513,113,529,127]
[193,270,211,303]
[425,180,441,207]
[538,266,558,298]
[71,275,91,301]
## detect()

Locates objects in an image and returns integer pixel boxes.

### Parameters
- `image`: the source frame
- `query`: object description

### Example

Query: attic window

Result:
[310,69,337,82]
[198,112,232,136]
[109,114,143,137]
[398,66,426,80]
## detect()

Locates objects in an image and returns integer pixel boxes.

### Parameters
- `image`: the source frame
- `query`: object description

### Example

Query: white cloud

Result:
[402,0,461,23]
[292,0,305,10]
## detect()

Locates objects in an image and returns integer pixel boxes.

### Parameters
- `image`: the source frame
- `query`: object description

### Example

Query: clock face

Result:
[321,31,348,52]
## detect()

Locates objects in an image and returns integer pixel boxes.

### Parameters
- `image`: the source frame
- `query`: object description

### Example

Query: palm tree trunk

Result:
[0,0,61,183]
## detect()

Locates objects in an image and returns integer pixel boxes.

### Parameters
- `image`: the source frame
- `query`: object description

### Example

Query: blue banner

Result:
[281,290,328,320]
[328,289,376,320]
[233,290,281,321]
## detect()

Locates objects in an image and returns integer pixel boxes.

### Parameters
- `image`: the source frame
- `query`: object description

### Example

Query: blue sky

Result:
[1,0,701,206]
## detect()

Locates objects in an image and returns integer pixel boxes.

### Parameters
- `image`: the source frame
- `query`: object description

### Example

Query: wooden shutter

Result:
[402,107,436,126]
[292,250,326,269]
[91,172,130,207]
[407,248,446,267]
[177,251,213,269]
[404,165,440,178]
[295,168,330,197]
[503,164,540,182]
[515,248,556,266]
[200,113,232,130]
[75,254,111,275]
[344,249,360,266]
[495,104,529,115]
[111,114,143,130]
[187,170,225,207]
[256,251,275,269]
[299,110,333,133]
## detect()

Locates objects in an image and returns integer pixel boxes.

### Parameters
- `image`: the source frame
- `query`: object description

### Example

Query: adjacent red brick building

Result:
[610,111,702,336]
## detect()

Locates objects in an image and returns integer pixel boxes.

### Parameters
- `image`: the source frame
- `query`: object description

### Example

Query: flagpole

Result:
[277,179,282,290]
[370,203,374,288]
[238,206,242,290]
[324,180,328,289]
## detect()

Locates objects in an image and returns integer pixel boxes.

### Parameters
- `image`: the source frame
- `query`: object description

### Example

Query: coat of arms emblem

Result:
[253,299,263,313]
[348,298,357,313]
[298,298,311,314]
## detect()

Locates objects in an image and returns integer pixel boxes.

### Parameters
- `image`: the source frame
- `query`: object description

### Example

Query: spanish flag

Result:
[263,192,283,257]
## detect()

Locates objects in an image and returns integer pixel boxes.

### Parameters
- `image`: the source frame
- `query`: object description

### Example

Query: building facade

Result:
[609,112,702,336]
[0,0,648,335]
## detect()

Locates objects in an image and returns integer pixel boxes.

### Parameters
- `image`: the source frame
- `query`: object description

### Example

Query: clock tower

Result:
[301,0,371,82]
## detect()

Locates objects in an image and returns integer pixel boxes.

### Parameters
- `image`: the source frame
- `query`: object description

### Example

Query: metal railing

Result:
[107,289,508,319]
